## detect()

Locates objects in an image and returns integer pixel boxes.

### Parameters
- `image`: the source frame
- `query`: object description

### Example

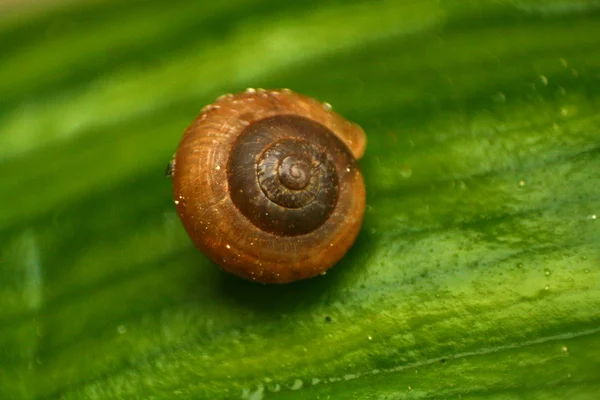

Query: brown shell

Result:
[171,88,366,284]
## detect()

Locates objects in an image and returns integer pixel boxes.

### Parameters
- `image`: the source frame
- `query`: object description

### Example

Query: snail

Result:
[170,88,366,284]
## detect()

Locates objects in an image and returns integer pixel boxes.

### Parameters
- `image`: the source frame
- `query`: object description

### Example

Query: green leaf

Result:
[1,0,599,399]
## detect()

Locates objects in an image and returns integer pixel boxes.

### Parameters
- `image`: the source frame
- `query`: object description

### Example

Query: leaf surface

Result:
[0,1,599,399]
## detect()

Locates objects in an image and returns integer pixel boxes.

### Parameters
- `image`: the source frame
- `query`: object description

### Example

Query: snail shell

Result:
[171,89,366,284]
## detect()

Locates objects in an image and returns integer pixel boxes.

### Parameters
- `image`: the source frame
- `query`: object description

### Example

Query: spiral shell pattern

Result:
[171,89,366,283]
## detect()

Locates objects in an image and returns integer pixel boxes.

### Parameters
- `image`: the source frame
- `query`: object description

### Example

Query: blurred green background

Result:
[1,0,599,399]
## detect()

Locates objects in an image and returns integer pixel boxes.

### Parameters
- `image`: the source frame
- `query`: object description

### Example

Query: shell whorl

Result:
[171,89,367,284]
[227,115,342,236]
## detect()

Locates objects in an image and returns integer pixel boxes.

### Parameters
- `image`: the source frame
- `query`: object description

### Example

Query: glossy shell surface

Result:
[172,89,366,283]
